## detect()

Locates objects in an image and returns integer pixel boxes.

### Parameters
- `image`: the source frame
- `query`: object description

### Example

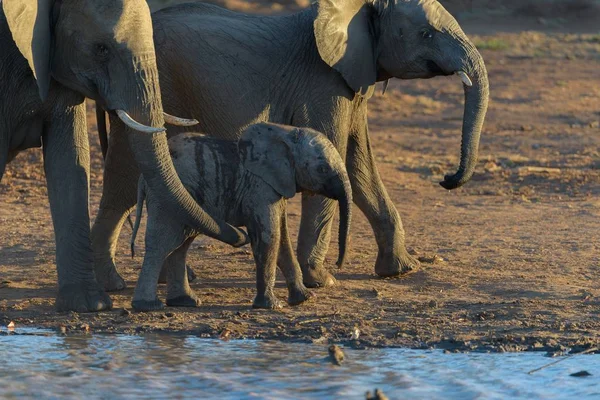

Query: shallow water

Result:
[0,328,598,399]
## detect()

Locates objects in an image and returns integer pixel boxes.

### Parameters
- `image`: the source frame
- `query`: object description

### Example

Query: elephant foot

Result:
[158,264,196,284]
[287,286,315,306]
[303,266,336,288]
[166,293,201,308]
[252,293,284,310]
[132,298,165,312]
[375,249,420,278]
[94,261,127,292]
[56,282,112,312]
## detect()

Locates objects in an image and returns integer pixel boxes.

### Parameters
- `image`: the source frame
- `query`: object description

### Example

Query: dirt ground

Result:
[1,1,599,353]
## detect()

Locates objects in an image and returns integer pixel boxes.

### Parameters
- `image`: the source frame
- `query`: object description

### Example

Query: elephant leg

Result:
[277,212,313,306]
[165,238,201,307]
[292,103,350,289]
[248,204,284,310]
[158,262,197,284]
[347,122,420,277]
[43,89,111,312]
[297,195,338,288]
[132,219,185,311]
[91,117,139,292]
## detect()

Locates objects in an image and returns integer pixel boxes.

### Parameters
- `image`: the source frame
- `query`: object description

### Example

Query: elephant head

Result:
[314,0,489,189]
[239,123,352,268]
[2,0,247,246]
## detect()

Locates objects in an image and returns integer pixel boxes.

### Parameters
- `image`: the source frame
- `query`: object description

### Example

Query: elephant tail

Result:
[130,175,146,259]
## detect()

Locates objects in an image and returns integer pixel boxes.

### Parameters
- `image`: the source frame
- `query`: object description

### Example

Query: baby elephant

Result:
[130,122,352,311]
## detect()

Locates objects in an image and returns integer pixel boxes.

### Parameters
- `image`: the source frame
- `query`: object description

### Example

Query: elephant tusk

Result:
[381,79,390,96]
[163,112,199,127]
[456,71,473,87]
[116,110,166,133]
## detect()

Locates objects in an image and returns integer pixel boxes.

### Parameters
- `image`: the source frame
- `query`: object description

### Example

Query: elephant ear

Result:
[314,0,377,98]
[238,124,297,199]
[3,0,53,101]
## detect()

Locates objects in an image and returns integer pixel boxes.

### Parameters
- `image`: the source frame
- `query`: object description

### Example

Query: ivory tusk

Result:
[456,71,473,87]
[163,112,199,126]
[381,79,390,96]
[116,110,166,133]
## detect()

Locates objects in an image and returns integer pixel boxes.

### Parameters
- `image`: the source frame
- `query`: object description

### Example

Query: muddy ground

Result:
[1,1,599,353]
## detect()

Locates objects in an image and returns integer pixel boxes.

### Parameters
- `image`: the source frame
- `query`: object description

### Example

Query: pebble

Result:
[570,371,592,377]
[418,255,445,264]
[328,345,345,366]
[366,389,389,400]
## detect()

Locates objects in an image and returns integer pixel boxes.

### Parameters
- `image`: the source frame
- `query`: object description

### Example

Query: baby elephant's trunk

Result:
[324,172,352,269]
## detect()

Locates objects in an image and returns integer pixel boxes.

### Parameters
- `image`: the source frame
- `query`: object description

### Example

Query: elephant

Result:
[129,123,352,311]
[0,0,249,312]
[93,0,489,290]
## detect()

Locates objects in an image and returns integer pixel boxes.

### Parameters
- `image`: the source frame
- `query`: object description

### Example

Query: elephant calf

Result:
[130,123,352,311]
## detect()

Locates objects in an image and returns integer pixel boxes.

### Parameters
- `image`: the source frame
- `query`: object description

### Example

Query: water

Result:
[0,328,598,399]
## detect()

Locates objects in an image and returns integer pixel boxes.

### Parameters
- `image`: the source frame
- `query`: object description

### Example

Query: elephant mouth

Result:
[425,60,452,76]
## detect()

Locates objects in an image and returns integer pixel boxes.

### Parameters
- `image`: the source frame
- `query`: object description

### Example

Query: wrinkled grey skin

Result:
[94,0,489,289]
[130,123,352,311]
[0,0,247,312]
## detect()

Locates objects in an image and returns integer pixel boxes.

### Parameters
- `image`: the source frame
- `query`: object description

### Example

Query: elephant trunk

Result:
[325,171,352,268]
[122,60,248,247]
[439,42,489,190]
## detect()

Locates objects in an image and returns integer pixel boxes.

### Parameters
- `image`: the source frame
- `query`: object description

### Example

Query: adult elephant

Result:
[0,0,247,312]
[93,0,489,290]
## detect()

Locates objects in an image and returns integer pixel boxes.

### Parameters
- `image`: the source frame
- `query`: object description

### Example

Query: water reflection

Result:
[0,329,598,399]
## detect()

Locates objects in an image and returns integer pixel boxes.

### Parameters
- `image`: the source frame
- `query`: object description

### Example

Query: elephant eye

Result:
[95,44,110,58]
[421,29,434,39]
[318,165,330,174]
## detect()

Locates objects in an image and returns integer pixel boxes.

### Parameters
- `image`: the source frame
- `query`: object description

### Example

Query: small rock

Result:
[570,370,592,377]
[350,327,360,340]
[7,321,15,331]
[590,121,600,129]
[366,389,389,400]
[312,336,328,345]
[80,324,90,333]
[418,254,445,264]
[476,311,495,321]
[428,300,438,308]
[59,326,67,335]
[164,312,174,318]
[483,161,502,172]
[328,345,345,366]
[219,329,231,341]
[520,125,534,132]
[120,308,131,316]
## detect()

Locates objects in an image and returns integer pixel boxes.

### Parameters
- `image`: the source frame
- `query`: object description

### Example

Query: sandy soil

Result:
[1,1,599,353]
